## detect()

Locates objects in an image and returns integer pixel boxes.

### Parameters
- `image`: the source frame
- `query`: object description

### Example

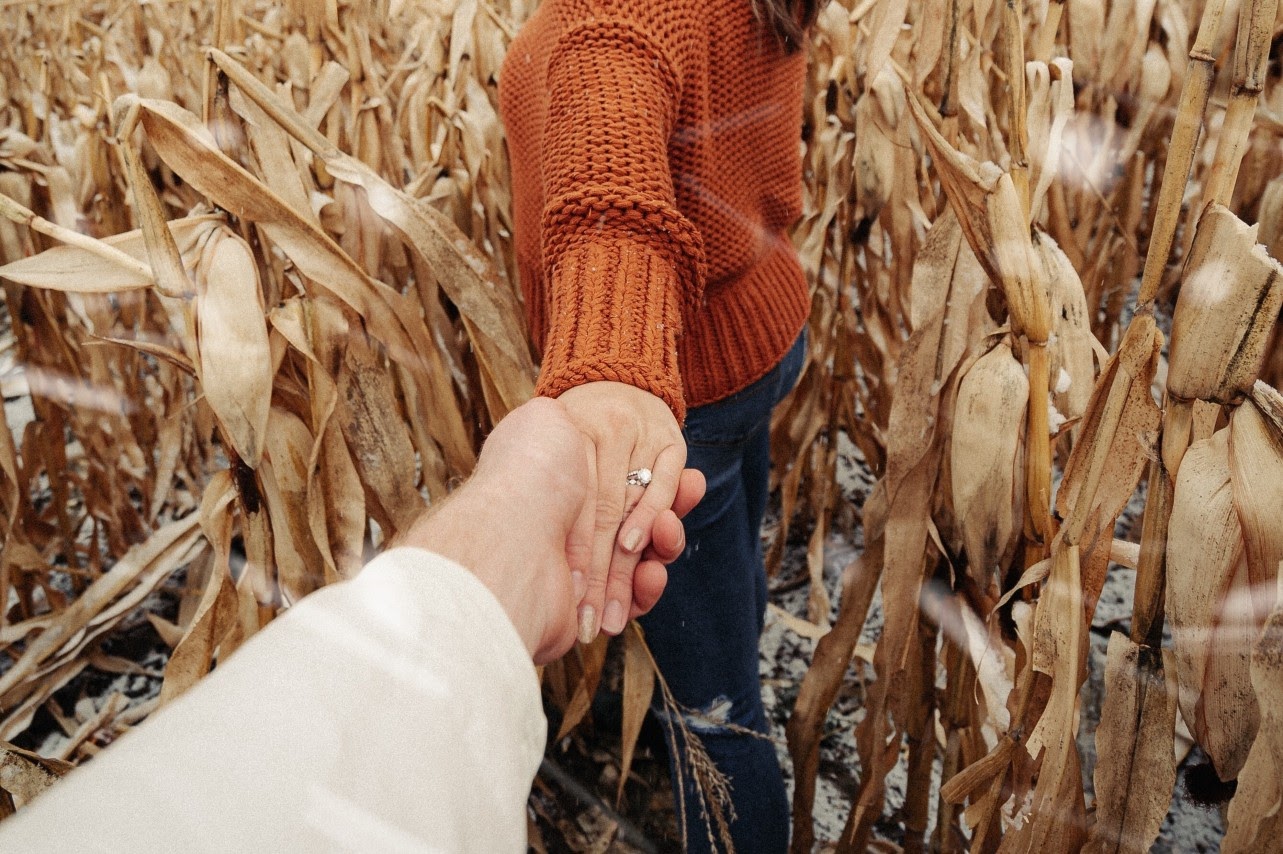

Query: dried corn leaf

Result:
[1202,555,1259,780]
[954,599,1015,733]
[158,473,237,706]
[853,78,898,223]
[0,661,90,744]
[208,49,535,413]
[848,461,942,848]
[0,174,35,265]
[862,0,908,91]
[317,417,367,581]
[1101,0,1159,98]
[0,381,21,520]
[0,190,154,287]
[556,635,609,742]
[1085,635,1178,854]
[889,214,989,491]
[0,512,203,702]
[1258,177,1283,262]
[335,327,422,536]
[1056,314,1162,612]
[0,216,221,292]
[262,407,326,604]
[844,186,1002,846]
[787,490,885,853]
[1010,541,1087,853]
[617,623,655,806]
[905,90,1051,343]
[125,97,447,423]
[942,735,1015,806]
[268,298,369,580]
[148,406,187,523]
[232,84,317,219]
[0,742,72,804]
[805,443,837,628]
[1026,58,1075,220]
[116,108,194,301]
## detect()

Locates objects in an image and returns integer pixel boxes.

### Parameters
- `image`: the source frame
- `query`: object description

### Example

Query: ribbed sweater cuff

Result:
[536,240,686,422]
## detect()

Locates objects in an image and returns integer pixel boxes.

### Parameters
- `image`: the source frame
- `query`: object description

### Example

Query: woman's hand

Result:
[627,466,705,620]
[558,380,689,642]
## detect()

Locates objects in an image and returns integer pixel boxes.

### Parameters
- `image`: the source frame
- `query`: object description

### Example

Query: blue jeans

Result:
[638,331,806,854]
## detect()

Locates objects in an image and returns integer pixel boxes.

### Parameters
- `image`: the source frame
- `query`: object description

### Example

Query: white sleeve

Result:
[0,548,546,853]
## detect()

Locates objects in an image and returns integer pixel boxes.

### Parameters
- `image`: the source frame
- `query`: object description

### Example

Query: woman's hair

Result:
[754,0,823,51]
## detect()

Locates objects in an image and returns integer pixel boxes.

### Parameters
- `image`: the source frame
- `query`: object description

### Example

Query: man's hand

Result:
[558,381,687,643]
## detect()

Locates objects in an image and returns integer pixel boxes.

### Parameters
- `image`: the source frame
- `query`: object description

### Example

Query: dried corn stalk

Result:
[779,0,1283,851]
[2,0,1283,851]
[0,0,535,774]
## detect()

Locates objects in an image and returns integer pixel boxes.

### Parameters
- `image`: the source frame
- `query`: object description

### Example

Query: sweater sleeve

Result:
[535,4,707,422]
[0,549,544,854]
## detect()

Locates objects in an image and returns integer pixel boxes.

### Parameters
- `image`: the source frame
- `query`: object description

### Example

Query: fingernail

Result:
[602,599,626,635]
[622,528,643,553]
[578,605,596,645]
[571,571,586,600]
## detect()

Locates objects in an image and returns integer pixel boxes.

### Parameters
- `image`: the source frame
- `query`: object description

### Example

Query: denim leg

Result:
[638,333,804,854]
[743,418,772,639]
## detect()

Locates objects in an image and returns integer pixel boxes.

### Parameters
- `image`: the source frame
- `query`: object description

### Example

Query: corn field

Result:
[0,0,1281,850]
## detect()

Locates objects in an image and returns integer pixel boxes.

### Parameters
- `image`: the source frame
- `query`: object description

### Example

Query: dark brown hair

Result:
[754,0,824,51]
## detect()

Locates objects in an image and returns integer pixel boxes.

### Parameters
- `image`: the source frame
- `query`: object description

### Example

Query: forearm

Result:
[533,11,708,421]
[0,549,545,853]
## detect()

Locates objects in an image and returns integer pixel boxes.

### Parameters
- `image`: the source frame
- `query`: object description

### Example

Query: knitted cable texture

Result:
[499,0,811,423]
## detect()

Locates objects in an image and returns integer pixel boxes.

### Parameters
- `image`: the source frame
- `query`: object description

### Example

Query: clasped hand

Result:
[558,380,693,643]
[402,394,701,663]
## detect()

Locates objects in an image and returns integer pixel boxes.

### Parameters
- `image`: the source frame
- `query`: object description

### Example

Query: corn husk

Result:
[1258,177,1283,262]
[1166,427,1258,779]
[1228,387,1283,623]
[951,339,1027,597]
[1222,577,1283,854]
[192,227,273,468]
[1037,229,1105,429]
[1167,204,1283,404]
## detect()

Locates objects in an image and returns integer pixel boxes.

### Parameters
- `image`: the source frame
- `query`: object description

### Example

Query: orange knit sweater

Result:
[498,0,811,422]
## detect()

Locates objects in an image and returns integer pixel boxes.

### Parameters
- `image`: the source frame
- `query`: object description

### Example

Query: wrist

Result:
[400,489,554,660]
